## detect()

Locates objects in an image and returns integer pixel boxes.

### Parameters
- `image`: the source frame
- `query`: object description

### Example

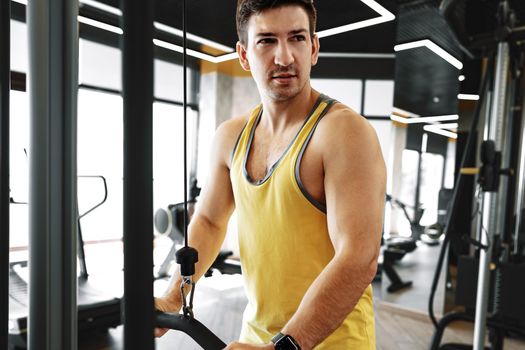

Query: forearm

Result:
[163,214,227,302]
[282,253,377,350]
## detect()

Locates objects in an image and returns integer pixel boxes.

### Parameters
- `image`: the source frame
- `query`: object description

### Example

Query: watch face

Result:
[275,335,300,350]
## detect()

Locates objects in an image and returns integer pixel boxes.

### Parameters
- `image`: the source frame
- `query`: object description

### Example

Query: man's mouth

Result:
[272,74,297,82]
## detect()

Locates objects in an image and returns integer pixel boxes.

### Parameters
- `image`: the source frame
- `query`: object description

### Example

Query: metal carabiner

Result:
[180,276,196,319]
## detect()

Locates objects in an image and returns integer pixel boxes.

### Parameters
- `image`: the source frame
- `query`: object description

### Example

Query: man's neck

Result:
[259,85,320,134]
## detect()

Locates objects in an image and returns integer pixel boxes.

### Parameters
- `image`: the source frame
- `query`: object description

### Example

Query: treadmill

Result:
[8,176,122,349]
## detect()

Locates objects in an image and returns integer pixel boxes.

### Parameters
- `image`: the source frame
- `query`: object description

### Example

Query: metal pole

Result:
[496,74,515,250]
[514,74,525,255]
[27,0,79,348]
[441,147,447,189]
[415,149,423,211]
[121,0,155,348]
[0,0,11,349]
[190,70,200,185]
[416,133,428,205]
[473,42,509,350]
[190,109,201,185]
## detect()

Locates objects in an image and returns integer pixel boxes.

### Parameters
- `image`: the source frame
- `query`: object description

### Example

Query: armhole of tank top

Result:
[231,106,263,165]
[231,122,249,165]
[294,99,337,214]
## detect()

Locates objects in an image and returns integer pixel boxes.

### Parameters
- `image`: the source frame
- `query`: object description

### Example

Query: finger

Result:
[154,298,163,311]
[154,327,168,338]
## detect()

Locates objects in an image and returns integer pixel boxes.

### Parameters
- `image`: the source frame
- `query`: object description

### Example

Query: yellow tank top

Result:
[230,95,375,349]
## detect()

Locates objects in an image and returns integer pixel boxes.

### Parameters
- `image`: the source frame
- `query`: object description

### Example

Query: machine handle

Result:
[156,312,226,350]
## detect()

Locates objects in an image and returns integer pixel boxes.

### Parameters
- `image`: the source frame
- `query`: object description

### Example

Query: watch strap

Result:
[271,332,286,344]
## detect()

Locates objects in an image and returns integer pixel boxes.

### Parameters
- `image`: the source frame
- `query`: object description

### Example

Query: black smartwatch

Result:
[271,332,301,350]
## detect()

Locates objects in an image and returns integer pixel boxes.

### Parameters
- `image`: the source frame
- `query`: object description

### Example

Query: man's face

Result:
[237,5,320,102]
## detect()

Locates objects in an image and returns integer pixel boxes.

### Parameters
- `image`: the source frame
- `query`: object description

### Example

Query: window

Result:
[153,102,197,210]
[311,79,362,112]
[77,89,197,273]
[77,89,123,242]
[393,149,444,237]
[10,20,28,73]
[368,119,393,163]
[420,153,444,226]
[9,90,30,259]
[79,39,121,90]
[364,80,394,117]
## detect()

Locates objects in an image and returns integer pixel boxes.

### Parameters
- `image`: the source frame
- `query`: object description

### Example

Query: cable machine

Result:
[429,1,525,348]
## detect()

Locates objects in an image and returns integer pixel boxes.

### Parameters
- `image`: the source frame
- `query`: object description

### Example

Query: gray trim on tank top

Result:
[294,98,337,213]
[231,121,249,164]
[243,95,328,186]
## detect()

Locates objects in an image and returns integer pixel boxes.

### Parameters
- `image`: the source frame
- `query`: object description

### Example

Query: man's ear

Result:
[311,34,320,66]
[236,41,251,71]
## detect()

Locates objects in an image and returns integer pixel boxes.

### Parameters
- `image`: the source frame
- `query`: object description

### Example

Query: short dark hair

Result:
[236,0,317,45]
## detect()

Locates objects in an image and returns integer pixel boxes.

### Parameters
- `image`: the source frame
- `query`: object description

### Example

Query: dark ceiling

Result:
[92,0,400,80]
[12,0,525,86]
[12,0,525,126]
[87,0,524,87]
[157,0,396,53]
[80,0,525,127]
[97,0,399,55]
[10,0,525,155]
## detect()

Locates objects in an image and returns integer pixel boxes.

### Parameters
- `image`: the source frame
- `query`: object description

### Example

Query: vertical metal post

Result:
[415,150,422,211]
[360,79,366,116]
[415,133,427,214]
[190,70,200,185]
[514,76,525,255]
[121,0,155,348]
[190,109,201,185]
[441,149,447,189]
[473,42,509,350]
[0,0,11,349]
[496,76,514,247]
[27,0,79,349]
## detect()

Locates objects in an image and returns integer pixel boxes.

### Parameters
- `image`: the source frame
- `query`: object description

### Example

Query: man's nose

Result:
[274,42,294,67]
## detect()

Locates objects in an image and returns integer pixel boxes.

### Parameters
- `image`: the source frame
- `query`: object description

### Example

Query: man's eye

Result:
[258,38,275,44]
[293,35,306,41]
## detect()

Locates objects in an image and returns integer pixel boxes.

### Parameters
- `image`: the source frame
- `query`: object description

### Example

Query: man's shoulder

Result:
[322,102,365,123]
[216,114,251,142]
[316,102,375,145]
[315,101,385,174]
[213,114,252,166]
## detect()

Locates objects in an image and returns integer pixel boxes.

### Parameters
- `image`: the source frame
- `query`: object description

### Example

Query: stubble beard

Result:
[265,76,307,102]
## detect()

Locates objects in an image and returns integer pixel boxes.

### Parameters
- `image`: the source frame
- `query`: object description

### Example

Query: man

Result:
[155,1,386,349]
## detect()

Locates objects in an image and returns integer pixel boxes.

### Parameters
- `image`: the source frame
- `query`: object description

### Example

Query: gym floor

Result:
[375,240,446,312]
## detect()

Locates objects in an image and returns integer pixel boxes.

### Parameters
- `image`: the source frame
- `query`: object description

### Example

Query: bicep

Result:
[323,117,386,261]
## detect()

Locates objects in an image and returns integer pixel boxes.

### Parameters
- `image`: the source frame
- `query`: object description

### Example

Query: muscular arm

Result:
[157,119,241,307]
[281,110,386,349]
